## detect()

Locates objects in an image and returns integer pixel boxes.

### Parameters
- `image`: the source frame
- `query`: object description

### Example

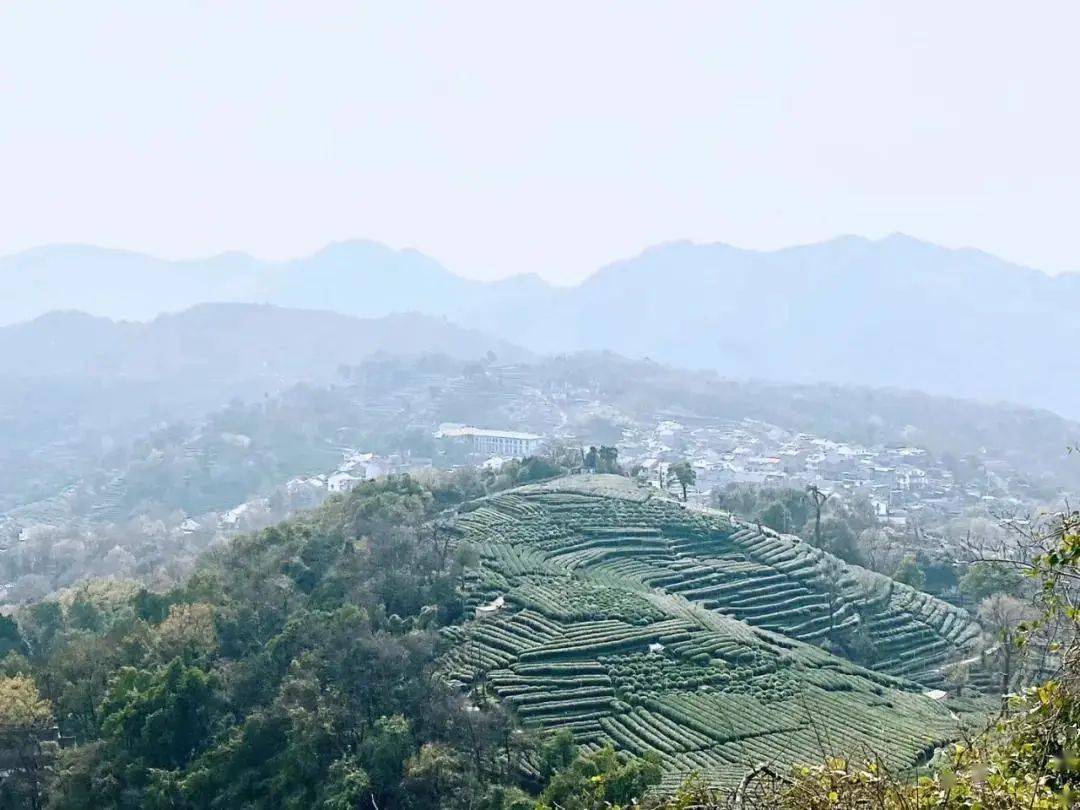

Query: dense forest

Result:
[0,466,667,809]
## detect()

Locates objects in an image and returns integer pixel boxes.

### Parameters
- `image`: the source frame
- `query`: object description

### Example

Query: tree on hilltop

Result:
[893,553,926,590]
[668,461,696,501]
[584,445,621,474]
[806,485,831,549]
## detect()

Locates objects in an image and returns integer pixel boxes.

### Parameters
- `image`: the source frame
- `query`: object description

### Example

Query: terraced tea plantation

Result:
[440,475,983,788]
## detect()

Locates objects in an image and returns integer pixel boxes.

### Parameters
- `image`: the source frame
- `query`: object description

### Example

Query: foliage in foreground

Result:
[647,684,1077,809]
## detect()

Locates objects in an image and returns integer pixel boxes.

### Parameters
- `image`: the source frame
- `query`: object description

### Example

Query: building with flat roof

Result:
[436,424,543,457]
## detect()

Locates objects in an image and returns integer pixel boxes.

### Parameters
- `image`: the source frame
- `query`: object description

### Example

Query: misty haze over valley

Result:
[2,4,1079,808]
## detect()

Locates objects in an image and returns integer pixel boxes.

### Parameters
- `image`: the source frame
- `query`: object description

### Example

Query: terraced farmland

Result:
[440,475,983,787]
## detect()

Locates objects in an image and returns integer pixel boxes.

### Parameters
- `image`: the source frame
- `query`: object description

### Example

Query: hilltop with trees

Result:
[0,458,1074,807]
[4,466,1067,807]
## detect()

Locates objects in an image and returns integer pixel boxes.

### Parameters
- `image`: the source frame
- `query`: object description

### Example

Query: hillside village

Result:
[1,357,1067,610]
[212,406,1044,544]
[613,417,1027,524]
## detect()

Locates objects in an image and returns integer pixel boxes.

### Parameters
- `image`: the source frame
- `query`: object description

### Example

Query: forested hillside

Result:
[0,469,1002,808]
[0,308,525,516]
[0,472,560,808]
[4,348,1078,612]
[6,4,1080,806]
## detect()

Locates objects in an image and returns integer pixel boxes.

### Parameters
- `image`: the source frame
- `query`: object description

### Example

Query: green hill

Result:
[440,474,983,787]
[7,470,999,806]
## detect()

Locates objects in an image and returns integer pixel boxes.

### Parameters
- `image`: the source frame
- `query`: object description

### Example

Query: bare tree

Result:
[960,507,1079,685]
[806,485,832,549]
[977,593,1034,691]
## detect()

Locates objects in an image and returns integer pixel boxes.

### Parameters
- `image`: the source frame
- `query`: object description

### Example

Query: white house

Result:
[328,472,362,493]
[475,595,505,619]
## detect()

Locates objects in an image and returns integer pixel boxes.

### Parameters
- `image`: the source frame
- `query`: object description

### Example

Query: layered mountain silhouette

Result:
[0,240,551,326]
[3,235,1078,416]
[0,304,529,382]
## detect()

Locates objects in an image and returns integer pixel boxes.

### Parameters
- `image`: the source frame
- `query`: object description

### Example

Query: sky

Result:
[1,2,1078,284]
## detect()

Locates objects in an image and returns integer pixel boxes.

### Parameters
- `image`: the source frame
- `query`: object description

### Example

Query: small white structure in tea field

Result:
[475,595,505,619]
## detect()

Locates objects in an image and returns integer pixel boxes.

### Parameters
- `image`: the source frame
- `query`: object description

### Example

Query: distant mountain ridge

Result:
[0,239,553,326]
[4,235,1078,416]
[489,234,1080,417]
[0,303,530,382]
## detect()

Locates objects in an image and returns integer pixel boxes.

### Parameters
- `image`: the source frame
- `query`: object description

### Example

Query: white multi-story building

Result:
[436,424,544,458]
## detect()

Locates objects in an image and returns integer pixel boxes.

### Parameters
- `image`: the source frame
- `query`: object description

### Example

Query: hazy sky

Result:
[2,2,1078,283]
